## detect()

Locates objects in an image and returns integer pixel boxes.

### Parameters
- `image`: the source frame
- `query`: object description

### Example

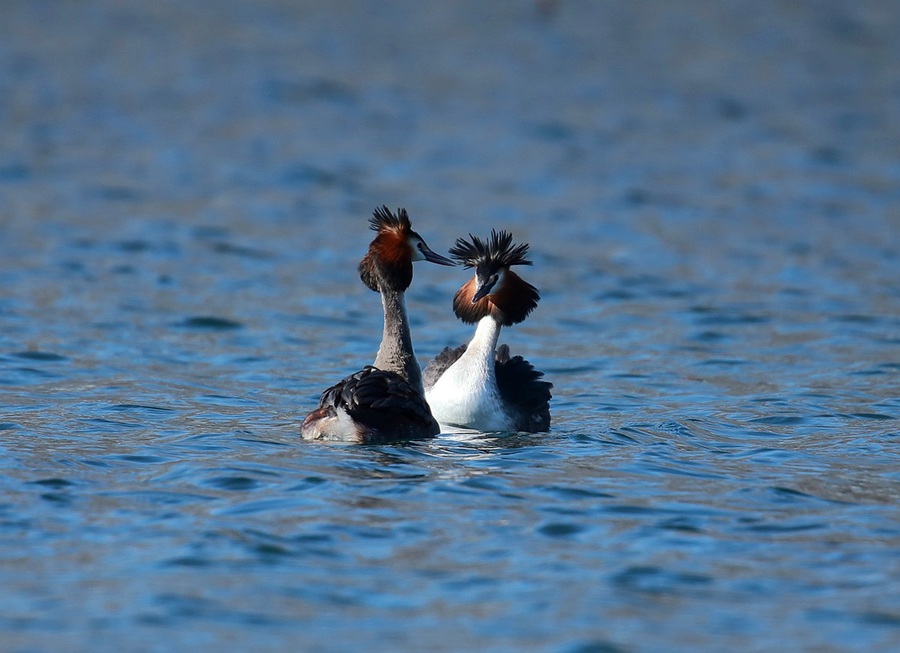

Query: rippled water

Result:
[2,1,899,651]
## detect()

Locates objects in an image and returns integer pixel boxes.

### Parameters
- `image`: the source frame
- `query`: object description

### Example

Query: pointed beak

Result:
[471,285,491,303]
[471,277,496,303]
[421,245,455,266]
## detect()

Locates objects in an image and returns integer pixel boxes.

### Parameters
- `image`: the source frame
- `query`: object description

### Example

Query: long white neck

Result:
[373,287,422,394]
[425,315,511,430]
[461,316,502,375]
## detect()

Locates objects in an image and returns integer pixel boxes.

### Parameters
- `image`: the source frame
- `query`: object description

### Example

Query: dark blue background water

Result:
[1,1,898,651]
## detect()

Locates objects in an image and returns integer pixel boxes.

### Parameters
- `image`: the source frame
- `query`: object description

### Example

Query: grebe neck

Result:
[424,314,509,431]
[467,315,502,360]
[374,286,422,394]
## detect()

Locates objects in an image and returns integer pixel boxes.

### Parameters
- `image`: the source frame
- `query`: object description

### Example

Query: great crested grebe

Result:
[423,230,552,432]
[301,206,454,443]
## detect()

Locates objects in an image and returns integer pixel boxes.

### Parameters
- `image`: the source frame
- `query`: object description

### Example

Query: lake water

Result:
[1,1,899,651]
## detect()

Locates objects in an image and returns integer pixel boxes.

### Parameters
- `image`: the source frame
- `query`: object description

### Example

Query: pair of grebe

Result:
[301,206,552,443]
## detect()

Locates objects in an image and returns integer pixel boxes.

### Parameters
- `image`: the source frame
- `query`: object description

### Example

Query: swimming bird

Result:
[423,230,552,432]
[301,206,454,443]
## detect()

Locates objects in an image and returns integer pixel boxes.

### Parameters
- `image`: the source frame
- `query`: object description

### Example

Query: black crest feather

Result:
[449,230,532,269]
[369,205,411,233]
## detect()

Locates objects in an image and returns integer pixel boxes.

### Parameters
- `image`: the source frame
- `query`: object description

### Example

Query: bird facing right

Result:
[301,206,454,443]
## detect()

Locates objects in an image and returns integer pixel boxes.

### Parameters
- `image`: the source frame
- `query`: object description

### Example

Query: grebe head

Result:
[358,205,454,292]
[449,229,540,326]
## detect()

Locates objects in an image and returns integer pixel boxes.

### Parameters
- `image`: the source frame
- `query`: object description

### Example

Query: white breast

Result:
[425,319,516,432]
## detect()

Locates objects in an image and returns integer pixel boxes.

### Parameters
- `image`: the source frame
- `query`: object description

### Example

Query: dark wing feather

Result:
[494,344,553,432]
[314,366,439,442]
[422,344,468,390]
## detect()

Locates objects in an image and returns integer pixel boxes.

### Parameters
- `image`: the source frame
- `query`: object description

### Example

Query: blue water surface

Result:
[1,1,899,651]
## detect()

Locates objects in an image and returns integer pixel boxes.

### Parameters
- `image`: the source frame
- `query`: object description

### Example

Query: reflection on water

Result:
[2,0,900,651]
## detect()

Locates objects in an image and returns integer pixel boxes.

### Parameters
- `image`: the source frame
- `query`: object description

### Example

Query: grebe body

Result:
[424,230,551,432]
[302,206,453,443]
